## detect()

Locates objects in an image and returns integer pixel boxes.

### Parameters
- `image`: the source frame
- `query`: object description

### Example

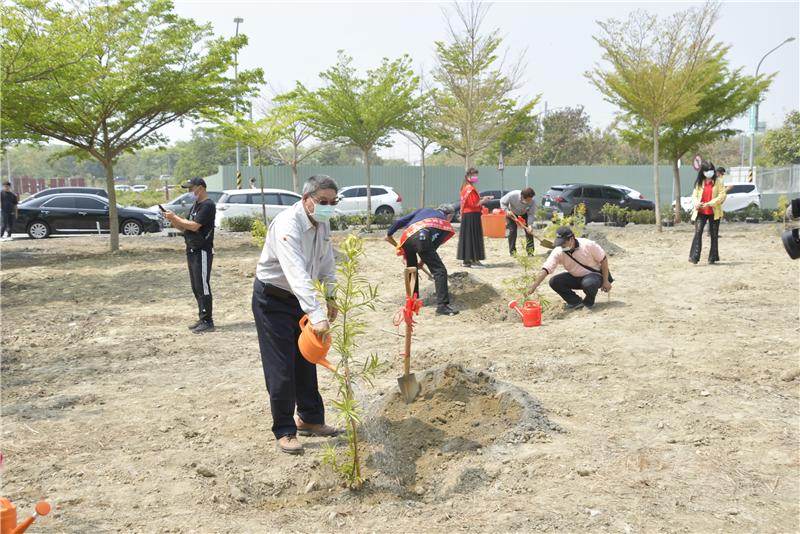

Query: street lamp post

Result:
[748,36,795,172]
[234,17,244,188]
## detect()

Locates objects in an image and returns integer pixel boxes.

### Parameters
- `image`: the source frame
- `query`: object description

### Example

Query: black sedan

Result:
[541,184,655,222]
[14,193,163,239]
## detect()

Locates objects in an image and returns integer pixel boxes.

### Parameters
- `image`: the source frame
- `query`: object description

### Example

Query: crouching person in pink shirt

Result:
[526,226,613,310]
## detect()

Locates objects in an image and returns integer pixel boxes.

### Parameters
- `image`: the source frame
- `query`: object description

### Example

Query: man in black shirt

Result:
[1,181,19,240]
[164,178,217,333]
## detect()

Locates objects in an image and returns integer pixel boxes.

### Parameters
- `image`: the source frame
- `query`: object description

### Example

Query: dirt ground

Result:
[1,222,798,533]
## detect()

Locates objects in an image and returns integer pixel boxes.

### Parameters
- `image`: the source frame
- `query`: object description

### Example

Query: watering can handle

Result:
[298,315,309,329]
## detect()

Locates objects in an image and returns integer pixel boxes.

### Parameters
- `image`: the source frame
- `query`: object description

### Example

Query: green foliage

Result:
[115,190,167,208]
[627,209,656,225]
[588,3,722,231]
[315,235,381,490]
[431,3,538,168]
[221,215,256,233]
[297,52,419,230]
[3,0,263,251]
[775,195,790,222]
[251,217,267,248]
[761,111,800,166]
[600,203,628,226]
[503,252,550,310]
[545,203,586,238]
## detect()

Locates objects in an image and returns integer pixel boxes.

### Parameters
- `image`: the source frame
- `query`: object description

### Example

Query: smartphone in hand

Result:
[158,204,166,212]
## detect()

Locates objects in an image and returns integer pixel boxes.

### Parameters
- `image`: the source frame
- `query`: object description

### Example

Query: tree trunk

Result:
[363,148,372,232]
[420,148,426,208]
[652,124,662,233]
[291,144,300,193]
[103,159,120,252]
[259,163,267,225]
[672,158,682,224]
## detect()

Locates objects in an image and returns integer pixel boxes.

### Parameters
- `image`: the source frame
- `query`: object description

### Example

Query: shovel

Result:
[397,267,421,403]
[515,216,554,249]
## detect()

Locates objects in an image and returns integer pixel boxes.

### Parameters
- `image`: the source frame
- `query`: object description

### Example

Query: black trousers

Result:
[402,234,450,307]
[689,213,720,263]
[1,211,15,237]
[549,272,602,306]
[251,279,325,439]
[186,248,213,322]
[505,212,534,256]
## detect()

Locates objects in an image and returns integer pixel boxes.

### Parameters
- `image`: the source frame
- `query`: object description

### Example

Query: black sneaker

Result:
[435,305,459,316]
[583,298,595,309]
[564,302,584,310]
[188,320,202,331]
[192,321,215,334]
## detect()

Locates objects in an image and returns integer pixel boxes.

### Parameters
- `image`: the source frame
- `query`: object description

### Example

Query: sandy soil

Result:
[1,222,798,533]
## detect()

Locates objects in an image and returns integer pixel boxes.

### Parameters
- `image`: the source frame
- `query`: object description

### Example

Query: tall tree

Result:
[3,0,262,251]
[173,128,236,181]
[588,3,720,231]
[297,51,419,230]
[761,111,800,165]
[620,48,770,223]
[400,80,437,207]
[431,1,536,169]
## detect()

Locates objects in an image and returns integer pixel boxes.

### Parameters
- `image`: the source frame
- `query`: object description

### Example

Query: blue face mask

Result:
[312,202,335,222]
[187,191,197,202]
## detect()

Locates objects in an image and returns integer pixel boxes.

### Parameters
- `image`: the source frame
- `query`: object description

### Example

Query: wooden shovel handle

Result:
[403,267,417,375]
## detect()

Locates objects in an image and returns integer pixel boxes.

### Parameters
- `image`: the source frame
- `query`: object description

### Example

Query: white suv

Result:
[335,185,402,216]
[215,188,302,227]
[678,182,760,212]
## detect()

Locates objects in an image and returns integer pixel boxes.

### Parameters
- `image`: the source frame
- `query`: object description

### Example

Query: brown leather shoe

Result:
[276,434,304,455]
[295,417,342,437]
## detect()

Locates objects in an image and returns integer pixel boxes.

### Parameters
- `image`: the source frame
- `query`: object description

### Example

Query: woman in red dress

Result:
[456,167,493,268]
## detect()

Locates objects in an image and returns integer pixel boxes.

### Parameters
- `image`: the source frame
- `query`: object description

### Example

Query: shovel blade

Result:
[540,238,554,249]
[397,373,421,404]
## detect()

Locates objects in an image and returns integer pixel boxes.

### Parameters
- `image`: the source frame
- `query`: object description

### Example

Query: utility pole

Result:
[234,17,244,188]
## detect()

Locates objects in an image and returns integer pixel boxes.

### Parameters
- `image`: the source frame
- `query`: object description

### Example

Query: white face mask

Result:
[703,170,715,178]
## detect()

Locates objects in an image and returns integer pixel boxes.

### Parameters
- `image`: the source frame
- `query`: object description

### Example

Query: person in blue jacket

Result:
[385,204,459,316]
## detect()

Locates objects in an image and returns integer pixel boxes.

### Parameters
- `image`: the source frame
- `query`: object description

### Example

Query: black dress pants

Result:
[1,211,15,237]
[187,247,213,322]
[402,234,450,308]
[505,212,535,256]
[689,213,720,263]
[251,279,325,439]
[549,272,602,306]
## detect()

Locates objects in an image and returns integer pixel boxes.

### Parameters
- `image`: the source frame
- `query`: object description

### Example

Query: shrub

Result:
[600,203,628,226]
[545,203,586,238]
[115,190,167,208]
[503,252,551,310]
[775,195,790,222]
[627,209,655,225]
[221,215,256,232]
[251,218,267,247]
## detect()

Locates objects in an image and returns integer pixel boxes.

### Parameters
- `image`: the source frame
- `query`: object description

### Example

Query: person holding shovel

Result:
[385,203,459,316]
[525,226,612,310]
[251,175,341,455]
[500,187,537,256]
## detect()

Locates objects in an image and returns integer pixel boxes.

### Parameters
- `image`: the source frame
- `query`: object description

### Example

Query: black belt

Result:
[259,280,297,301]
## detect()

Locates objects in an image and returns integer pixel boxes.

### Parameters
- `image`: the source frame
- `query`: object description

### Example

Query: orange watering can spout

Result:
[508,300,524,318]
[1,498,50,534]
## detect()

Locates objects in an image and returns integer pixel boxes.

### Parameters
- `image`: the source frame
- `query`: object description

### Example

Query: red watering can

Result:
[508,300,542,327]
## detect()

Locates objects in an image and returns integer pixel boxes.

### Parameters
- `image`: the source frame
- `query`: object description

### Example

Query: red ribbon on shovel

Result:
[392,293,423,330]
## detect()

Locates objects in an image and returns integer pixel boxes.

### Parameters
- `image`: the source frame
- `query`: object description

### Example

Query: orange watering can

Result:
[297,315,335,372]
[508,300,542,327]
[0,498,50,534]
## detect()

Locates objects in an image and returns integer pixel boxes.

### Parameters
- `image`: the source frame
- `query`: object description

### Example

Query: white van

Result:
[215,188,302,227]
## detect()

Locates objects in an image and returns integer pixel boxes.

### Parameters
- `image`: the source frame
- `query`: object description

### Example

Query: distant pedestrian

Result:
[500,187,537,256]
[249,177,257,189]
[0,182,18,240]
[526,226,613,310]
[689,161,726,265]
[164,178,217,333]
[456,167,493,268]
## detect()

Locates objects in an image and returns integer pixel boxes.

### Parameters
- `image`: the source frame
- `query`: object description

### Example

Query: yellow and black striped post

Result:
[236,170,242,189]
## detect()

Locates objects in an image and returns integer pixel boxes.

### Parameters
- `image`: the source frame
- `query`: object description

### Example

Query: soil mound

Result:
[584,230,624,256]
[421,271,504,319]
[363,364,559,496]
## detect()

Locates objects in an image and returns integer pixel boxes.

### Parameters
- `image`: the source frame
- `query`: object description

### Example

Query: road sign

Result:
[748,105,757,133]
[497,152,504,171]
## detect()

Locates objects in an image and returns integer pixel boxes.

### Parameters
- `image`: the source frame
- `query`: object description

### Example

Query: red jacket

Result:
[460,184,481,214]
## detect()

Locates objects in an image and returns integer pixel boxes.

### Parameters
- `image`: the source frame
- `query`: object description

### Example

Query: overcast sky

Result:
[168,0,799,162]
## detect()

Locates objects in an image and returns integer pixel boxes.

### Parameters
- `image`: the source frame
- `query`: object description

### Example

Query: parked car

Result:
[675,182,761,212]
[14,193,163,239]
[21,187,108,204]
[147,191,224,220]
[451,189,511,222]
[215,188,302,227]
[335,185,402,216]
[131,184,148,192]
[114,184,132,192]
[607,184,645,200]
[542,184,655,222]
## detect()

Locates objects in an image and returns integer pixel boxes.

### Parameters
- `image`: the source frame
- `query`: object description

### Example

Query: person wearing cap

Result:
[164,177,217,333]
[500,187,537,256]
[385,204,459,316]
[525,226,612,310]
[252,175,341,455]
[0,181,19,240]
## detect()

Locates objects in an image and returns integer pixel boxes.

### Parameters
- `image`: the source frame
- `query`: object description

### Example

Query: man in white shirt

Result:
[252,175,341,454]
[500,188,536,256]
[526,226,613,310]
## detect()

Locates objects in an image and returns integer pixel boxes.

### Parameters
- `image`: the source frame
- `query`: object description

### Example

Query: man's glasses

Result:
[314,197,338,206]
